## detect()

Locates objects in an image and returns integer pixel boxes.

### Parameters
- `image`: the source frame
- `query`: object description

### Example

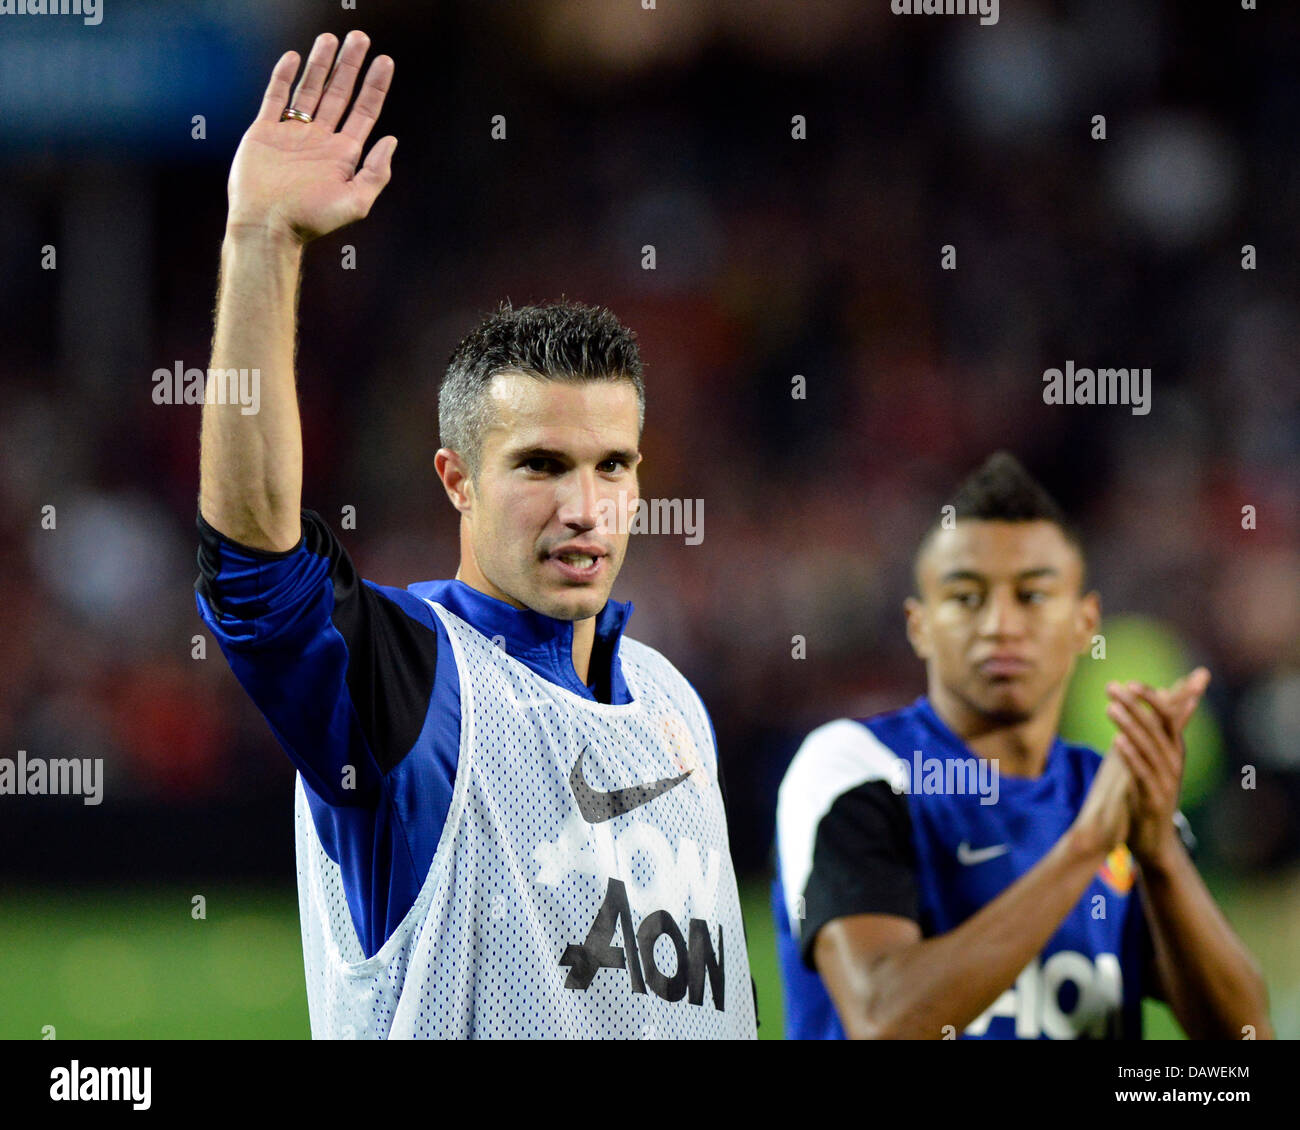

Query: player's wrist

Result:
[1131,828,1183,881]
[224,214,306,252]
[1059,823,1118,866]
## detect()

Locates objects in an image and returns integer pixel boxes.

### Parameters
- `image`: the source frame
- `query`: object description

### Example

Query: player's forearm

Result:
[198,224,306,551]
[843,830,1109,1039]
[1138,840,1273,1039]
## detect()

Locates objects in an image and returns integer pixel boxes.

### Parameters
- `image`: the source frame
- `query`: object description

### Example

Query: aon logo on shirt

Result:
[560,877,725,1009]
[965,951,1123,1039]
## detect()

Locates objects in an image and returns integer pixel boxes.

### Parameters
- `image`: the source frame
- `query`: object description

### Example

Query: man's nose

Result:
[556,468,598,531]
[979,587,1025,637]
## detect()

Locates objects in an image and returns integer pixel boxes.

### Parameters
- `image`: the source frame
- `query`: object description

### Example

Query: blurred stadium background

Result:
[1,0,1297,1039]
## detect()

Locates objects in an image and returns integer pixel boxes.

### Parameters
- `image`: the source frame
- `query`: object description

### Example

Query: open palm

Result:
[227,31,396,243]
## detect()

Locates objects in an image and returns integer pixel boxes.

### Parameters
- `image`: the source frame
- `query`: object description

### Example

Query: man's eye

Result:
[598,459,627,473]
[952,592,981,607]
[523,457,556,474]
[1020,590,1048,604]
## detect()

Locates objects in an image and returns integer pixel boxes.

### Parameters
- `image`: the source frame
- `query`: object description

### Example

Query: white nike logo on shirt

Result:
[956,841,1010,865]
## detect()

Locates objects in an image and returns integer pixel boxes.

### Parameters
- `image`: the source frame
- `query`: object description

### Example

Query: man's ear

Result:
[904,596,930,660]
[435,448,474,515]
[1076,589,1101,655]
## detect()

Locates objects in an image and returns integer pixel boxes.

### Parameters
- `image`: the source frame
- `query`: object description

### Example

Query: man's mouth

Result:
[546,547,607,582]
[977,656,1033,678]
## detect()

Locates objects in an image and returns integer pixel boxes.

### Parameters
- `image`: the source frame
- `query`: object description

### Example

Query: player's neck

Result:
[570,616,596,685]
[928,686,1061,777]
[965,721,1054,777]
[454,547,601,691]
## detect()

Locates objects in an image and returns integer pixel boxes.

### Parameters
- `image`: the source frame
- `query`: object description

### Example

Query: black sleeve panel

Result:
[196,508,441,778]
[800,779,919,969]
[313,515,442,776]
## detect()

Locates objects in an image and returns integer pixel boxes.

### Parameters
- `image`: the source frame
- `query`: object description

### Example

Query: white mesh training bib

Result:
[294,601,757,1039]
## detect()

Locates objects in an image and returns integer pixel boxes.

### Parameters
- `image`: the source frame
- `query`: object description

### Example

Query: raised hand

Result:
[227,31,396,244]
[1148,666,1212,734]
[1105,667,1211,866]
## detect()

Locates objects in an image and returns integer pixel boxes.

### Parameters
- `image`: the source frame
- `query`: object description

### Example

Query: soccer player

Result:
[773,452,1272,1039]
[195,31,756,1039]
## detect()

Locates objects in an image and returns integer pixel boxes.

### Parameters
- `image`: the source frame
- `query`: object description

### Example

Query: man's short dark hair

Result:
[914,451,1087,588]
[439,299,644,473]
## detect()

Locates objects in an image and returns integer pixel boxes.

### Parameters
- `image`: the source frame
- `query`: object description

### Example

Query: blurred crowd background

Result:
[1,0,1297,1037]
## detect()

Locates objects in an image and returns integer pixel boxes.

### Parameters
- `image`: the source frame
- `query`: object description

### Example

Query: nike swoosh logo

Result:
[956,841,1010,865]
[569,747,691,824]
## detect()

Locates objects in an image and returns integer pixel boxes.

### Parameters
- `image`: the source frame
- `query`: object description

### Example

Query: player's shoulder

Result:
[399,578,462,621]
[783,699,931,781]
[403,578,461,607]
[619,634,707,711]
[618,633,690,687]
[616,631,661,663]
[779,712,911,816]
[619,632,713,717]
